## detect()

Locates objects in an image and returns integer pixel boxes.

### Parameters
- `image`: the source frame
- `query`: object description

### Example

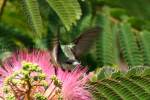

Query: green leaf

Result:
[96,7,119,67]
[91,66,150,100]
[119,17,143,68]
[46,0,82,30]
[21,0,44,37]
[139,30,150,66]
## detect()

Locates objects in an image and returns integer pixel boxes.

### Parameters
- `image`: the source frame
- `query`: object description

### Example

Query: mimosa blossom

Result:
[0,50,92,100]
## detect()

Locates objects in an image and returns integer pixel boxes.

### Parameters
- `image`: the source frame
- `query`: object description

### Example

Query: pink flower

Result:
[0,50,92,100]
[0,50,54,83]
[0,50,54,99]
[44,66,92,100]
[58,67,92,100]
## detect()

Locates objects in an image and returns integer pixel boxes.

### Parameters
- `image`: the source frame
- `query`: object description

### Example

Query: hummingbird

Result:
[51,26,101,71]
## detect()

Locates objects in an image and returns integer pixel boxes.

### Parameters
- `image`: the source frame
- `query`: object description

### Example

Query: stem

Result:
[48,87,56,99]
[0,96,5,100]
[8,82,19,98]
[0,0,7,17]
[25,80,32,100]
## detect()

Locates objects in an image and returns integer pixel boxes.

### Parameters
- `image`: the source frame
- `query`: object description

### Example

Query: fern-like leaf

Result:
[91,66,150,100]
[21,0,44,37]
[119,18,143,68]
[96,7,119,67]
[139,30,150,66]
[46,0,82,30]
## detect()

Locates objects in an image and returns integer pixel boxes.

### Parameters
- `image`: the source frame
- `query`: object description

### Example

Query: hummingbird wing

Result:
[50,39,62,67]
[51,38,69,69]
[72,27,101,58]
